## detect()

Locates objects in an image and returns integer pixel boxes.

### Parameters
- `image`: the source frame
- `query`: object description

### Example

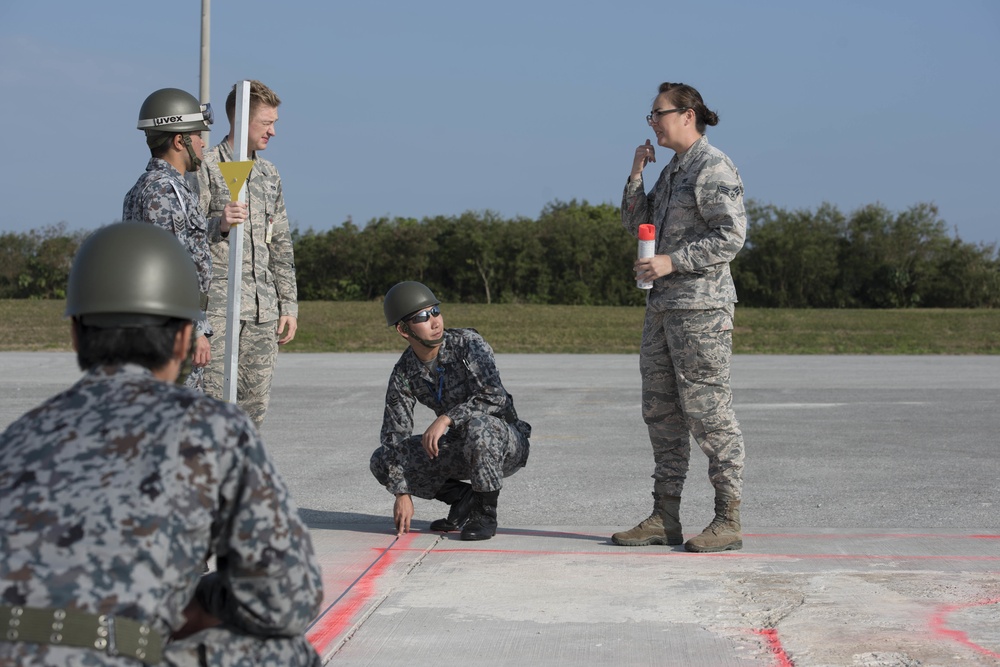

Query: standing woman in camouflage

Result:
[613,82,748,553]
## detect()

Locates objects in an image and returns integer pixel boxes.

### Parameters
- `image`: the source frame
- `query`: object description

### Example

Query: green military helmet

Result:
[66,222,202,327]
[137,87,212,134]
[383,281,440,326]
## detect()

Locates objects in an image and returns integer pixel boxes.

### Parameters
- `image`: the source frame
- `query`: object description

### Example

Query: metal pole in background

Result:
[199,0,210,144]
[222,82,252,403]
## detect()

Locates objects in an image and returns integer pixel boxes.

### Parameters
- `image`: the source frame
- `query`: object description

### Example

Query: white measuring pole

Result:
[222,81,252,403]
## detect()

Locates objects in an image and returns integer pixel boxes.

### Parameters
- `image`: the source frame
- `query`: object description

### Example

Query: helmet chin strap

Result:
[401,322,443,348]
[182,134,202,171]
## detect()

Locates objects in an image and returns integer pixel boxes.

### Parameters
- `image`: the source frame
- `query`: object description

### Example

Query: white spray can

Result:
[636,224,656,289]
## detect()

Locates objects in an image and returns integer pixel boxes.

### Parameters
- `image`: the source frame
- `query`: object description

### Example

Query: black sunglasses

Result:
[405,305,441,324]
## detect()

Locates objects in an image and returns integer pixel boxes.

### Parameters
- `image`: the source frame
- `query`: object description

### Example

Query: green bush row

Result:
[4,199,998,307]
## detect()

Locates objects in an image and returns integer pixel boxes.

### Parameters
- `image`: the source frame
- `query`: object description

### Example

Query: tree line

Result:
[3,200,998,307]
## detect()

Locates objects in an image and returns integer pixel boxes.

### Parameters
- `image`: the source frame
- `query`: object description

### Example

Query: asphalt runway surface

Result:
[2,352,998,666]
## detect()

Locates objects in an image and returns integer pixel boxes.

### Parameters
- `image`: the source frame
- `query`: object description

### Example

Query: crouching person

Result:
[370,282,531,541]
[0,222,323,666]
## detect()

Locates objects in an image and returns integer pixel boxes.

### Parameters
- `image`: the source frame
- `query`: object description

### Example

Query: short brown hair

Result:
[225,80,281,126]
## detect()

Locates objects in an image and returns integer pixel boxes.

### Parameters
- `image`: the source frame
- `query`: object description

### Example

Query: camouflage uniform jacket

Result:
[622,135,747,311]
[197,140,298,324]
[0,364,323,665]
[123,157,213,338]
[379,328,531,496]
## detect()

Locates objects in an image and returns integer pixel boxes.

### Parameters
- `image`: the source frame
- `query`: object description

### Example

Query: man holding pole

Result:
[197,80,298,429]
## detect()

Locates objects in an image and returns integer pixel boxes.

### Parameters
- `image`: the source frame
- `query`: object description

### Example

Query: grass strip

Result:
[2,300,997,354]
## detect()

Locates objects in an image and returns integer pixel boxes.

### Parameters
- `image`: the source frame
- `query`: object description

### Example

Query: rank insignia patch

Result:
[718,184,744,201]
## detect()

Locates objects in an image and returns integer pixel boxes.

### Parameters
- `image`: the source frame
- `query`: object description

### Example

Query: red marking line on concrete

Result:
[306,533,419,657]
[302,529,997,659]
[750,532,1000,540]
[752,628,795,667]
[928,597,1000,660]
[391,547,999,562]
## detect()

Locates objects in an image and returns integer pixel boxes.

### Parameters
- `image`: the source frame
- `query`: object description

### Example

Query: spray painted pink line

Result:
[306,533,418,656]
[752,628,795,667]
[390,547,999,562]
[750,532,1000,540]
[928,597,1000,659]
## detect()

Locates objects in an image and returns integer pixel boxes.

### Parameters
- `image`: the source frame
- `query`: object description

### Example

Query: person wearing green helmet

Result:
[124,87,225,391]
[0,222,323,666]
[370,281,532,541]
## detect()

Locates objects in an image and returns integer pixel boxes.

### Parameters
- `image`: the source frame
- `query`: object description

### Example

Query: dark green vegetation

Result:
[4,200,999,308]
[4,300,998,354]
[3,198,998,353]
[293,200,1000,309]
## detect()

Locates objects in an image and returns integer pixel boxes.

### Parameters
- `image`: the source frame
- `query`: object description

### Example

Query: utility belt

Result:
[1,604,162,664]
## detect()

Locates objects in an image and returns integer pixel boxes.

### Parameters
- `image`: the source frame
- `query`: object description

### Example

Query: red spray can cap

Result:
[639,224,655,241]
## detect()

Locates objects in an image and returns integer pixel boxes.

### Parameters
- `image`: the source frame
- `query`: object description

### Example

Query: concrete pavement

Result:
[1,353,998,665]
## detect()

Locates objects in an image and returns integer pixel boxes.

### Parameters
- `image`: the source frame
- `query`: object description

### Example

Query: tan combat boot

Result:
[684,491,742,552]
[611,491,682,546]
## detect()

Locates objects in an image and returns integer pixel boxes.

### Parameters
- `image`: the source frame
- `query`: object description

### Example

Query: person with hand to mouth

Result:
[615,82,748,554]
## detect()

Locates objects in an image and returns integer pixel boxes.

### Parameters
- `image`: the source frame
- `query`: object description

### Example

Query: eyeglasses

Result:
[405,305,441,324]
[646,107,688,125]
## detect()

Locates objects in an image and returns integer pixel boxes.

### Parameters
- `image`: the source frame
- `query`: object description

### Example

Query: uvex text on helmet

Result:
[137,88,212,134]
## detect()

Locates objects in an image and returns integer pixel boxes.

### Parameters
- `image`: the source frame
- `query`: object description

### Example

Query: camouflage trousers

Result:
[165,628,321,666]
[370,416,530,499]
[204,316,279,429]
[640,304,745,498]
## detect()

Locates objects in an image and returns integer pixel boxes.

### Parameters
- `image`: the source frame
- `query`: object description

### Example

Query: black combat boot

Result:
[460,490,499,541]
[429,479,476,532]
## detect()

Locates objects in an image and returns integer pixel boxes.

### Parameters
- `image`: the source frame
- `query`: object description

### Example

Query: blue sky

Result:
[1,0,998,245]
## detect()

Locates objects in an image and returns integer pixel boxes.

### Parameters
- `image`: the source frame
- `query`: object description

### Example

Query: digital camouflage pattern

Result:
[621,135,746,500]
[621,135,746,312]
[123,157,214,391]
[197,140,297,425]
[370,328,531,498]
[0,365,323,666]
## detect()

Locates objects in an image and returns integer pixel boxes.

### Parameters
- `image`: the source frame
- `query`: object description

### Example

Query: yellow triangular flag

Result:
[217,161,254,202]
